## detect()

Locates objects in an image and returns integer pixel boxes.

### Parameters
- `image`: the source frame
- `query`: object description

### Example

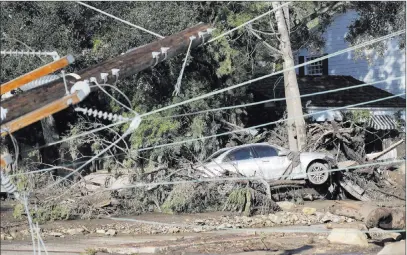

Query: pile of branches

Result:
[25,167,281,221]
[304,120,366,162]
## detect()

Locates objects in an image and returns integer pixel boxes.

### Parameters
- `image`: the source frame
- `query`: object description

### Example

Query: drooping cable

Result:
[163,77,404,119]
[205,2,291,44]
[20,93,405,175]
[45,115,142,190]
[136,93,405,152]
[139,30,406,119]
[99,159,404,190]
[90,83,133,110]
[21,76,402,156]
[173,36,195,96]
[92,81,137,114]
[76,1,164,38]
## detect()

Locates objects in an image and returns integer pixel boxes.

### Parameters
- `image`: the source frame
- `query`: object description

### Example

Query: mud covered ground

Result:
[1,200,405,254]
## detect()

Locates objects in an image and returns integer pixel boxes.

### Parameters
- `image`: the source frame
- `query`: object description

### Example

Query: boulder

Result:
[327,228,369,247]
[96,229,106,234]
[66,228,85,235]
[168,227,180,234]
[302,207,317,215]
[268,214,282,224]
[105,229,117,236]
[377,240,405,255]
[48,232,64,237]
[368,228,402,241]
[276,201,296,211]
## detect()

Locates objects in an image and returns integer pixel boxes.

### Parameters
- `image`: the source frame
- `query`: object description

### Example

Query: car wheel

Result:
[307,162,329,185]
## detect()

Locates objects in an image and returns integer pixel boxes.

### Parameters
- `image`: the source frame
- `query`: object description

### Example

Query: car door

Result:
[252,144,290,180]
[222,147,260,177]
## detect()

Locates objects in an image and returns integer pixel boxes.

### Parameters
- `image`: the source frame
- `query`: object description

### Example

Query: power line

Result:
[22,120,128,153]
[14,31,405,187]
[20,94,404,177]
[101,159,405,191]
[45,115,142,189]
[17,15,405,158]
[137,93,405,153]
[23,75,402,157]
[163,77,404,119]
[206,2,291,44]
[76,1,165,39]
[90,83,133,112]
[139,30,406,119]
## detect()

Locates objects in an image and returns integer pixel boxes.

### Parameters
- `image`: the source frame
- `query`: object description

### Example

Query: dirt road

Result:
[1,200,404,254]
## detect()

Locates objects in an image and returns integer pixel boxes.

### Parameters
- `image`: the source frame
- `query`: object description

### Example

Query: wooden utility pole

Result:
[0,23,212,125]
[272,2,306,151]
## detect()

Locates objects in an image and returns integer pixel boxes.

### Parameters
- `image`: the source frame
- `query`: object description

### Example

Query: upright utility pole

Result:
[272,2,306,151]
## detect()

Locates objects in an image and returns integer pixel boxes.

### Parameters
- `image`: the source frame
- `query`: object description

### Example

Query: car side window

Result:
[253,145,278,158]
[225,147,254,161]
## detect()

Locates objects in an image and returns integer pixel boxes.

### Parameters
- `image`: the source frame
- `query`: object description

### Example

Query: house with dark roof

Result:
[251,75,405,159]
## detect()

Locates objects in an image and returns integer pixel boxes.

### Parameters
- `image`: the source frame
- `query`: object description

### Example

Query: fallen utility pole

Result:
[0,23,212,125]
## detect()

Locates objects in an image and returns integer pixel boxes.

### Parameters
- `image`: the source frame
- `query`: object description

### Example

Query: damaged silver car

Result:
[195,143,337,185]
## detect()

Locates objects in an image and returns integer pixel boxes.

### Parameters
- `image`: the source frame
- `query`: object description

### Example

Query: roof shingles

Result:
[252,75,405,109]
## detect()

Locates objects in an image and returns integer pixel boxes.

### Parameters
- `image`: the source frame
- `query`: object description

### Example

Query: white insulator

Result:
[75,107,127,123]
[20,75,61,91]
[0,171,17,195]
[103,112,108,119]
[112,114,118,122]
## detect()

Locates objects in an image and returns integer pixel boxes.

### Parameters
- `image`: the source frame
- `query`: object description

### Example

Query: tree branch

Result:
[246,26,283,56]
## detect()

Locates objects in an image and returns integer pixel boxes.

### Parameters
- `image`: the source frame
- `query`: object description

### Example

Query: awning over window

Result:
[367,115,398,130]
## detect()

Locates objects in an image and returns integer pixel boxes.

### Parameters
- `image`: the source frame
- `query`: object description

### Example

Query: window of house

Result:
[306,56,324,75]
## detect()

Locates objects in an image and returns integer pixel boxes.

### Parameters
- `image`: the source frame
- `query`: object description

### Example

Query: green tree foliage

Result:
[0,2,346,171]
[345,2,406,56]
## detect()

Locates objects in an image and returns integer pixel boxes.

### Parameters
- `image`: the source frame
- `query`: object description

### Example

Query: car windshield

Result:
[204,150,227,163]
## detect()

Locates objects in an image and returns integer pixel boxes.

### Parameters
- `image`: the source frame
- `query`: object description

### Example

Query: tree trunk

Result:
[273,2,306,151]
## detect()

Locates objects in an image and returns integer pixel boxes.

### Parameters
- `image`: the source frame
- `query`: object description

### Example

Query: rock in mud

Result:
[377,240,405,255]
[9,230,18,239]
[48,232,64,237]
[66,228,85,235]
[276,201,296,211]
[194,219,206,226]
[268,214,282,224]
[105,229,117,236]
[217,223,233,230]
[168,227,180,234]
[368,227,402,241]
[96,229,106,234]
[193,227,204,233]
[327,228,369,247]
[302,207,317,215]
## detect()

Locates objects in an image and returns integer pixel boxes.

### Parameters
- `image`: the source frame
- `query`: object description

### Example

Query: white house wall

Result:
[296,10,406,96]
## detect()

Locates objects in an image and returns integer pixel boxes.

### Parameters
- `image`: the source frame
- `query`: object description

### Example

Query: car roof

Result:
[216,143,285,153]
